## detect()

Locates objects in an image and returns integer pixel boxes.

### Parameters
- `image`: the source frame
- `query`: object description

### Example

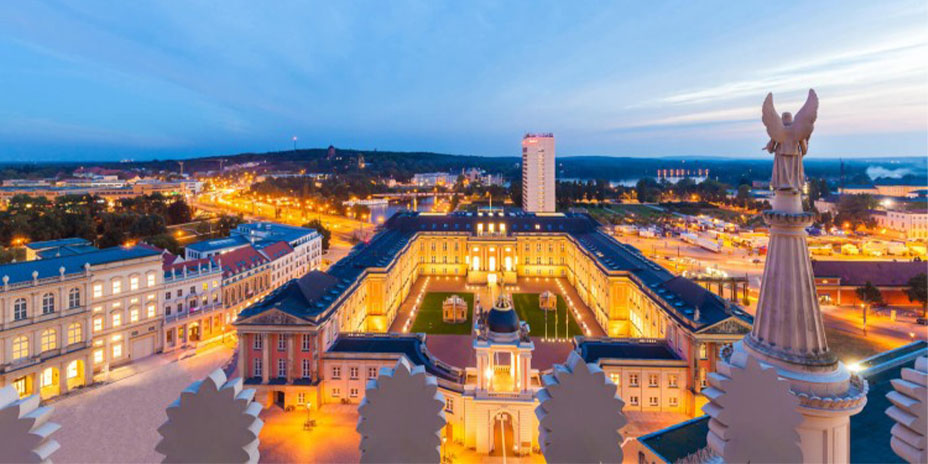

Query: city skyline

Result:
[0,1,926,161]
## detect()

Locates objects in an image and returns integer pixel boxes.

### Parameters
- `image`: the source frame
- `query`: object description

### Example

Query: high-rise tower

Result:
[521,133,556,212]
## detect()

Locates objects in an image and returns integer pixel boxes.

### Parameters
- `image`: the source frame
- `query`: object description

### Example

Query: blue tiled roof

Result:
[578,338,683,363]
[37,244,99,259]
[25,237,91,250]
[185,235,250,253]
[232,222,317,244]
[0,246,161,285]
[327,334,462,383]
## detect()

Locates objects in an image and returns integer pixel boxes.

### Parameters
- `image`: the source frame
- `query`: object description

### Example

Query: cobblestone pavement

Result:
[51,346,234,463]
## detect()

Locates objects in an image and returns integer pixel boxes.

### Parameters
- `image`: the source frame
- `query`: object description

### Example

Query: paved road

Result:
[51,346,234,463]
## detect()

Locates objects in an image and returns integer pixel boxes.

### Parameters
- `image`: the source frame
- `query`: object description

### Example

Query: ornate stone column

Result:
[707,189,869,463]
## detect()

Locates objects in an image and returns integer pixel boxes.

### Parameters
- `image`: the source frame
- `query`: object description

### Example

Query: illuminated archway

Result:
[39,366,60,398]
[66,359,86,390]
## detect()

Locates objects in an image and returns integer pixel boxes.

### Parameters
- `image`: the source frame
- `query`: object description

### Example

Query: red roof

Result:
[259,241,294,261]
[218,245,269,277]
[812,260,926,287]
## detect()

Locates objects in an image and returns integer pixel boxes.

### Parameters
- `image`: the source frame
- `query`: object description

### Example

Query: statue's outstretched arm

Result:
[762,93,785,141]
[793,89,819,140]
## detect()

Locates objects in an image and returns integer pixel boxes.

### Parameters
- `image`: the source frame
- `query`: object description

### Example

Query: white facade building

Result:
[521,133,556,213]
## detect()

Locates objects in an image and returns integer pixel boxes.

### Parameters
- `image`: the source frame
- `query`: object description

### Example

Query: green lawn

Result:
[409,292,475,335]
[511,293,582,339]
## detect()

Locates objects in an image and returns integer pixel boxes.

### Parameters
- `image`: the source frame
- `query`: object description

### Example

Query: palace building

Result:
[234,210,752,445]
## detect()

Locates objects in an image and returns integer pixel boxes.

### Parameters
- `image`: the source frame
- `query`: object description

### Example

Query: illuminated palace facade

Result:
[234,211,752,449]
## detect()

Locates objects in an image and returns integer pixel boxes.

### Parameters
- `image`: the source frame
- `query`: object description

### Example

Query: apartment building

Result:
[161,255,224,353]
[521,133,556,212]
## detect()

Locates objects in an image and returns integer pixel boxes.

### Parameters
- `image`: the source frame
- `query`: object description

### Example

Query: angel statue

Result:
[762,89,818,192]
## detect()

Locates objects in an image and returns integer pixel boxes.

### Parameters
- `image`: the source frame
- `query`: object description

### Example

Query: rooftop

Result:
[0,246,161,286]
[326,333,462,383]
[25,237,92,250]
[577,338,683,364]
[219,245,269,278]
[812,260,926,287]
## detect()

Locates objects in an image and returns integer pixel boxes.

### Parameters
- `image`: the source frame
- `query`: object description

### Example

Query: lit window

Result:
[41,329,57,352]
[112,280,121,295]
[130,309,139,323]
[202,282,209,292]
[67,323,82,345]
[297,392,306,404]
[147,273,156,287]
[112,343,122,358]
[609,373,621,386]
[130,276,139,291]
[147,304,156,318]
[12,336,29,360]
[93,317,103,332]
[93,284,103,299]
[93,349,104,364]
[112,313,122,327]
[699,344,709,360]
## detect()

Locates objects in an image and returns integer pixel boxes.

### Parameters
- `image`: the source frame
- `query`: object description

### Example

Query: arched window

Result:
[67,323,83,345]
[12,336,29,360]
[13,298,27,320]
[68,287,81,309]
[41,329,57,352]
[42,292,55,314]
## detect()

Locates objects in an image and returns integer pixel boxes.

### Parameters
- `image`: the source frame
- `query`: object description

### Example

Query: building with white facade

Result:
[872,209,928,240]
[161,256,224,353]
[521,133,556,212]
[0,246,162,400]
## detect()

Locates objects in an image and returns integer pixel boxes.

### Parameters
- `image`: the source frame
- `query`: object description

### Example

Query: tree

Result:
[834,194,877,230]
[856,281,884,334]
[635,178,661,203]
[302,219,331,251]
[736,184,752,207]
[905,273,927,318]
[165,199,193,225]
[216,214,245,236]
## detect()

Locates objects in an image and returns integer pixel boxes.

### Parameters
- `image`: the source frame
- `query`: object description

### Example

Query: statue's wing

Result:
[761,93,785,141]
[793,89,818,140]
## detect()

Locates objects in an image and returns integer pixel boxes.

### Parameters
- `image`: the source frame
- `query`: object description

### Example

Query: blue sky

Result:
[0,1,925,161]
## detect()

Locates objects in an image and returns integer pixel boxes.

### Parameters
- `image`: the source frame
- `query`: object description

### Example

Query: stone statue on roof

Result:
[762,89,818,192]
